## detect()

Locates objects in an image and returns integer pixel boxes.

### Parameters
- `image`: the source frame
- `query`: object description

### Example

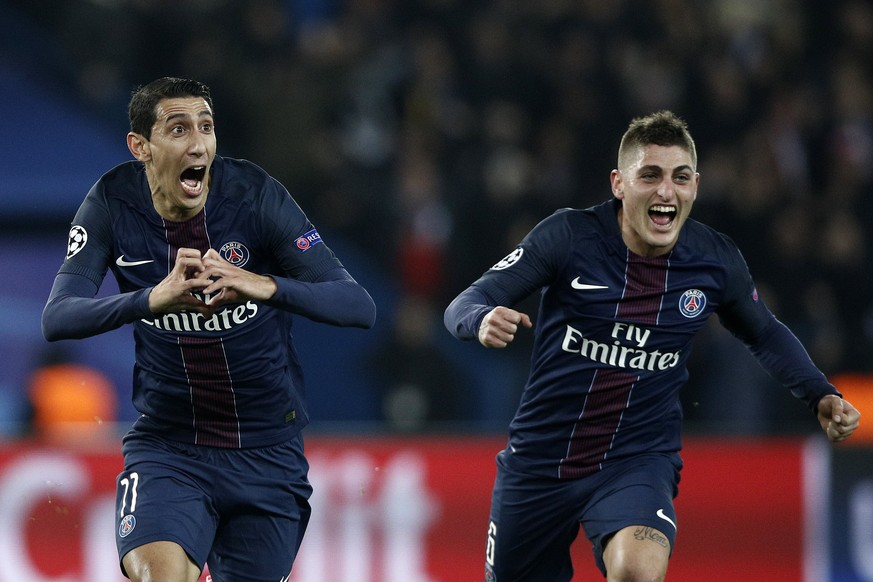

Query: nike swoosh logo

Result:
[116,256,154,267]
[656,508,677,531]
[571,277,608,290]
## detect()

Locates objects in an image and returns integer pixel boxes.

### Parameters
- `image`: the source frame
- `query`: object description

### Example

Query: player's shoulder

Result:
[215,155,269,180]
[214,156,279,195]
[211,156,300,216]
[98,160,142,193]
[519,202,615,267]
[539,200,614,234]
[683,217,737,247]
[87,160,149,210]
[680,217,744,262]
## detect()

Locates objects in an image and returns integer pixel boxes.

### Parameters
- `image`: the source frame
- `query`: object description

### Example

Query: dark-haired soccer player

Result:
[444,110,860,581]
[42,77,376,582]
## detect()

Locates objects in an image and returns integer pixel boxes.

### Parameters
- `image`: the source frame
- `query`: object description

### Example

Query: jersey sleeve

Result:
[259,177,343,281]
[715,238,839,410]
[257,177,375,328]
[42,182,153,341]
[444,210,572,340]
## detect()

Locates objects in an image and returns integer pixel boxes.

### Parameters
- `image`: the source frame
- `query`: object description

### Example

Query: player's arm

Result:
[724,301,860,442]
[42,185,153,340]
[717,243,860,440]
[42,272,153,341]
[235,178,376,328]
[200,247,375,328]
[444,211,569,347]
[269,266,375,328]
[445,287,532,348]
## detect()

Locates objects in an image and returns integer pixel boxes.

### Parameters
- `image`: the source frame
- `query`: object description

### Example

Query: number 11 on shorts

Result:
[119,472,140,517]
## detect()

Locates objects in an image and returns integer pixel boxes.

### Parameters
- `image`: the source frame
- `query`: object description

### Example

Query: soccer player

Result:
[444,110,861,581]
[42,77,376,582]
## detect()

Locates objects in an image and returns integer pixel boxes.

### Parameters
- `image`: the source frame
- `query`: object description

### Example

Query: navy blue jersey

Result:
[43,155,375,448]
[445,199,838,478]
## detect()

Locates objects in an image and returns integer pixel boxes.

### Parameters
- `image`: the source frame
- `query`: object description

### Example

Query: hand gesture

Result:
[197,248,277,308]
[478,306,532,348]
[147,248,213,314]
[817,394,861,443]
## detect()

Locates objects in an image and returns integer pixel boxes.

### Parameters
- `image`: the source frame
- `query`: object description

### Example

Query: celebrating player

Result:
[42,77,376,582]
[444,110,860,581]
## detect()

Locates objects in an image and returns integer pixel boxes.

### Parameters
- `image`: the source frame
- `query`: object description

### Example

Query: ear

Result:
[610,169,624,200]
[127,132,151,162]
[692,172,700,202]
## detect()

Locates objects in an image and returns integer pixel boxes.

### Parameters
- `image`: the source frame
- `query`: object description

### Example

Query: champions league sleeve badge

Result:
[66,225,88,259]
[491,247,523,270]
[678,289,706,318]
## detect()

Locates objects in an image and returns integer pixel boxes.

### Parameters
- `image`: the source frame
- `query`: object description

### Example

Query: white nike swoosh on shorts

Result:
[656,508,677,531]
[571,277,608,290]
[116,256,154,267]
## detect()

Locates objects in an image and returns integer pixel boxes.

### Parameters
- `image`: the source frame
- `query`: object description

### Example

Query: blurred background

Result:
[2,1,873,581]
[2,0,872,437]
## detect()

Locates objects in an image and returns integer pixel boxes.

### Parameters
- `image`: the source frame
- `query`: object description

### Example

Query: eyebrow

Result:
[162,110,214,125]
[637,164,694,174]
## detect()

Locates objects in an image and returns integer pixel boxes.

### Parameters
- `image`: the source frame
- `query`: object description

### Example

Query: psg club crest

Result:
[220,242,250,267]
[679,289,706,318]
[118,514,136,538]
[66,225,88,259]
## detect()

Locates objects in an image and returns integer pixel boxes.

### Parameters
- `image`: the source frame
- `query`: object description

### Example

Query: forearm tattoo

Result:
[633,526,669,549]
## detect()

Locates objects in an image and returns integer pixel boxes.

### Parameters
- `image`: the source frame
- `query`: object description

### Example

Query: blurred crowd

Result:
[7,0,873,433]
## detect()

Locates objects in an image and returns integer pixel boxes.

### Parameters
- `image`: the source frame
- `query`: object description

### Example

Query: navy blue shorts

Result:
[115,431,313,581]
[485,450,682,581]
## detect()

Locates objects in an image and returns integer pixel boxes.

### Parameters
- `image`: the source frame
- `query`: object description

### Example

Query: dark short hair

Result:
[128,77,213,139]
[618,110,697,170]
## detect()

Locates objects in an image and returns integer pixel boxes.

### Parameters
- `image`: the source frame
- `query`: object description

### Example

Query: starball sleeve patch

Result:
[66,225,88,259]
[491,247,524,270]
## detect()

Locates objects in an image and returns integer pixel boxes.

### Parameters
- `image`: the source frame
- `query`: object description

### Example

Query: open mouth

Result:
[648,204,677,227]
[180,166,207,196]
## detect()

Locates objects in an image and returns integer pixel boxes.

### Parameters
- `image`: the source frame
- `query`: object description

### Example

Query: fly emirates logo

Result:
[141,300,259,332]
[561,322,680,371]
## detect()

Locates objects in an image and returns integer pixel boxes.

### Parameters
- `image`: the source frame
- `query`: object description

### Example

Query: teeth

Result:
[650,205,676,213]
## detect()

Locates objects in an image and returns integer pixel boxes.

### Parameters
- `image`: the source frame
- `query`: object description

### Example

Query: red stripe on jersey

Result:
[560,367,639,479]
[179,336,241,447]
[166,210,242,448]
[617,252,669,324]
[560,252,669,478]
